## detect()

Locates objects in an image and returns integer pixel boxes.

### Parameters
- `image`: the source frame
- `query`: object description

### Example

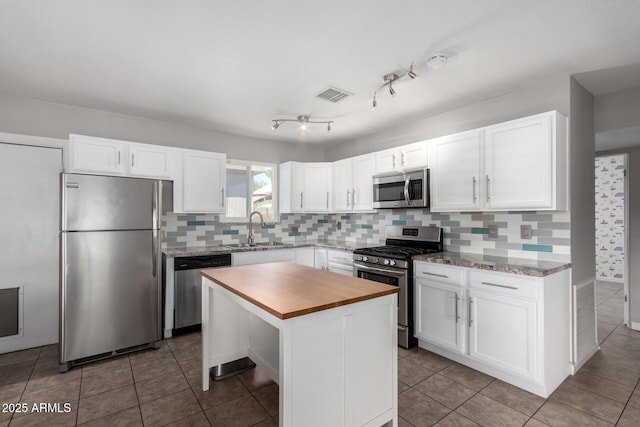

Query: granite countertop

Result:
[163,239,372,258]
[413,251,571,277]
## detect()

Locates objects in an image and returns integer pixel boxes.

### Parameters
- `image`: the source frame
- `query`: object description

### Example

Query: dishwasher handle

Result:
[174,254,232,270]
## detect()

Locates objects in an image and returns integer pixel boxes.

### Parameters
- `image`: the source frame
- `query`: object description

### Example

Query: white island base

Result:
[201,264,398,427]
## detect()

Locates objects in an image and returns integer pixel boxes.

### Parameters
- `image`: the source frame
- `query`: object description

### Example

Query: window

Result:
[223,160,277,222]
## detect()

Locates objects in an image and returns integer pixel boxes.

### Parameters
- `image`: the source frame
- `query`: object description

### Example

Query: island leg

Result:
[201,277,210,391]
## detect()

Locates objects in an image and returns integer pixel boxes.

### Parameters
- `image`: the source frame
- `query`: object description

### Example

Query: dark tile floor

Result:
[1,280,638,426]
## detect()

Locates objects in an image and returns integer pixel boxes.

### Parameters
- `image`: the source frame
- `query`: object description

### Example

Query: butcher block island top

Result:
[200,261,398,319]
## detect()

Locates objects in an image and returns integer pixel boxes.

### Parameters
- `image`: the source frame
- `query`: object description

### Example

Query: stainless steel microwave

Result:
[372,169,429,209]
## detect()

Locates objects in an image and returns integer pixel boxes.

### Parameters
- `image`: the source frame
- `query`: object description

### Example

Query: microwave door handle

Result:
[403,176,411,206]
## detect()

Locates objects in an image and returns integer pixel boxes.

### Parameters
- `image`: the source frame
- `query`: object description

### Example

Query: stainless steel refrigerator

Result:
[59,173,165,372]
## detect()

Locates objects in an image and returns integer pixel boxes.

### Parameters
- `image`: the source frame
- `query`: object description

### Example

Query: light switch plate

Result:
[521,225,532,239]
[488,224,499,239]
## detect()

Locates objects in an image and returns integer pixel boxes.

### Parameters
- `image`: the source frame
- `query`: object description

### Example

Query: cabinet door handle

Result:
[117,150,121,166]
[454,293,459,323]
[480,281,518,290]
[352,188,356,207]
[401,152,406,166]
[346,189,350,207]
[486,175,491,202]
[392,154,396,169]
[422,272,448,278]
[326,191,329,209]
[131,153,135,168]
[469,297,473,327]
[472,176,477,202]
[300,192,303,209]
[221,188,225,207]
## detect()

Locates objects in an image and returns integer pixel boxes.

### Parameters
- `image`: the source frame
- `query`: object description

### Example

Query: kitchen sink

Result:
[224,241,291,248]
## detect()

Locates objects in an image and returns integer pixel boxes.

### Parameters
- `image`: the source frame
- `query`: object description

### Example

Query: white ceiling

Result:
[1,0,640,147]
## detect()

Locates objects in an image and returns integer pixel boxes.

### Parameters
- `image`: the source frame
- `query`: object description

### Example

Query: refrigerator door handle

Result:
[152,181,159,229]
[152,229,158,278]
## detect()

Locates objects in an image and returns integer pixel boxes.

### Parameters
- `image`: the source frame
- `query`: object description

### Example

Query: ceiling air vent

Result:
[315,86,352,103]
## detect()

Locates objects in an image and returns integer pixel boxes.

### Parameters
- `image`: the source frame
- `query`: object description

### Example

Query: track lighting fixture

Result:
[372,54,446,109]
[271,115,334,132]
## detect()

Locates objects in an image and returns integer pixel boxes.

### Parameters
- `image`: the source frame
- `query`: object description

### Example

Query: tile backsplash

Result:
[162,209,570,262]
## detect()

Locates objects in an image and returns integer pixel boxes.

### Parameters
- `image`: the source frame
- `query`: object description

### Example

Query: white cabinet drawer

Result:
[469,271,539,300]
[414,262,464,285]
[232,249,296,266]
[327,250,353,264]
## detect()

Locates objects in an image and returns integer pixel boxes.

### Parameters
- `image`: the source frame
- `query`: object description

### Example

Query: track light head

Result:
[407,62,419,79]
[372,93,377,109]
[389,84,395,96]
[327,122,331,132]
[271,121,280,131]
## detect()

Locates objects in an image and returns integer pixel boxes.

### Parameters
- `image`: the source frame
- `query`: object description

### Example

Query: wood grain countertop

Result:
[201,262,399,320]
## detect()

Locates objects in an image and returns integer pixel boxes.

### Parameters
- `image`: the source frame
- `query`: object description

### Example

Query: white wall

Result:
[0,94,324,163]
[595,85,640,134]
[569,78,596,287]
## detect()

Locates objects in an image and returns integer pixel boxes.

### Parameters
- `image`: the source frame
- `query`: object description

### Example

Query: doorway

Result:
[0,142,62,353]
[594,154,629,339]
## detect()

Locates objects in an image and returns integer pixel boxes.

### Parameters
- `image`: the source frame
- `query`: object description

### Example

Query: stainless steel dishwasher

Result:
[174,254,231,331]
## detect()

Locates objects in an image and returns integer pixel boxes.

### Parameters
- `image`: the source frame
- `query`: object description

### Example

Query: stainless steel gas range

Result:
[353,225,443,348]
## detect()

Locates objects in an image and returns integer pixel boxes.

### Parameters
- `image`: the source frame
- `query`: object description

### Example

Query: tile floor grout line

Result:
[8,347,41,425]
[165,336,214,426]
[613,375,640,426]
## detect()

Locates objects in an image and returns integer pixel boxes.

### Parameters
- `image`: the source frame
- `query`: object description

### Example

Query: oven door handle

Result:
[403,175,411,206]
[355,263,406,277]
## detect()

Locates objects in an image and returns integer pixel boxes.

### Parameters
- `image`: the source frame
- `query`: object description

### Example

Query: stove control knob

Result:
[383,259,390,265]
[362,256,368,262]
[389,260,396,266]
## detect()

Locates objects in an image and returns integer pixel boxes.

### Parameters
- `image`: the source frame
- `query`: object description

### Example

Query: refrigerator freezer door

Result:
[60,229,161,363]
[62,173,159,231]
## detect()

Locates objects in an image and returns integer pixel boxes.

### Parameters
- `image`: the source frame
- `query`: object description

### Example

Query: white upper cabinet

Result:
[484,112,566,210]
[332,159,352,211]
[303,163,332,212]
[69,134,178,180]
[333,154,375,212]
[374,141,428,174]
[351,154,375,211]
[430,130,482,212]
[128,142,177,179]
[429,111,567,212]
[280,161,332,213]
[68,134,127,175]
[177,149,226,213]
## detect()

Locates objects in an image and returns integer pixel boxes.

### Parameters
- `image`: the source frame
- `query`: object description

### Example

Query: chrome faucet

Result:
[248,211,266,246]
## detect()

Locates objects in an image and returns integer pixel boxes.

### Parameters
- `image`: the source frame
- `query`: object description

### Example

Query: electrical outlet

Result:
[521,225,532,239]
[488,224,499,239]
[337,221,342,230]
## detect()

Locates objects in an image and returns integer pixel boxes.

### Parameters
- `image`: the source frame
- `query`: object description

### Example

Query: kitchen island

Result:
[201,262,399,427]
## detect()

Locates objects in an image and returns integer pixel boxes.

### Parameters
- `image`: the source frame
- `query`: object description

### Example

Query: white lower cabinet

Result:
[414,261,571,398]
[415,280,464,354]
[469,290,537,379]
[315,249,353,275]
[295,248,315,267]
